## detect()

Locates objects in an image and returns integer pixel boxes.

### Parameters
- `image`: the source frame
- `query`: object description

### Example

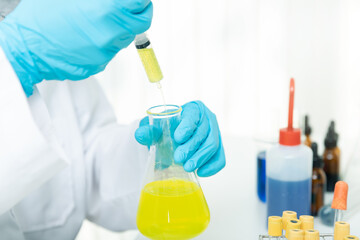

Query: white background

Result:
[77,0,360,239]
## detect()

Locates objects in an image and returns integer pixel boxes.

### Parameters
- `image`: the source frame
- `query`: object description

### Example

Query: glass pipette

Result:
[332,181,348,224]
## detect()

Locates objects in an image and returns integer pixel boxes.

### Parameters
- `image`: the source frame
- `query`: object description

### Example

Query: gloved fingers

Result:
[114,1,153,35]
[139,116,149,127]
[197,140,226,177]
[174,118,210,164]
[183,135,219,172]
[117,0,152,14]
[183,111,220,172]
[174,102,201,144]
[135,125,161,146]
[135,125,152,146]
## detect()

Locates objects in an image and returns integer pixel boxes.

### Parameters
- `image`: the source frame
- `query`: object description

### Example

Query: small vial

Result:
[304,230,320,240]
[288,229,305,240]
[344,236,359,240]
[334,221,350,240]
[268,216,282,238]
[286,219,302,238]
[282,211,297,230]
[299,215,314,230]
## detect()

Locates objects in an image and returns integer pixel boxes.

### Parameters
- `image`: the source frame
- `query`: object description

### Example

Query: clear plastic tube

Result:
[334,209,344,223]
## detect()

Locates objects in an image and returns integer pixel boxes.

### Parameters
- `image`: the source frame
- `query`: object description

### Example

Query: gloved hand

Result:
[0,0,152,96]
[135,101,226,177]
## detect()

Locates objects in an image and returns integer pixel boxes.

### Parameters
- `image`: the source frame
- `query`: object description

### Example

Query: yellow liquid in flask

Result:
[137,179,210,240]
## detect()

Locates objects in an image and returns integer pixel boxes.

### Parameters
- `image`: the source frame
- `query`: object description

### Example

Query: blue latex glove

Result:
[0,0,152,96]
[135,101,226,177]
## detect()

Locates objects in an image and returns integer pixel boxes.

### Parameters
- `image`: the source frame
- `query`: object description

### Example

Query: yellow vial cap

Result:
[137,48,163,83]
[289,229,305,240]
[282,211,297,230]
[334,221,350,240]
[304,229,320,240]
[300,215,314,230]
[286,219,302,238]
[268,216,282,236]
[344,236,359,240]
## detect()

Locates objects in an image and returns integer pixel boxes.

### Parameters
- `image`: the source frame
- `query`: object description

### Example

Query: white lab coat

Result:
[0,49,148,240]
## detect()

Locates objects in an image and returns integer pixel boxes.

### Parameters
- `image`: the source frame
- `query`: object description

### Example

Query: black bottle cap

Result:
[325,121,338,149]
[305,115,312,135]
[311,142,324,168]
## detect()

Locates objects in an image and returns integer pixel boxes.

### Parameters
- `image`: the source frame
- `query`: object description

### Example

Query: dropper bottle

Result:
[304,115,312,147]
[329,121,341,157]
[332,181,348,224]
[266,78,312,217]
[311,142,326,216]
[323,121,340,192]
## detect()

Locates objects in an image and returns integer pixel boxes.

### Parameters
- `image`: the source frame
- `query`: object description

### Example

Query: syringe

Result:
[134,33,167,106]
[134,33,163,86]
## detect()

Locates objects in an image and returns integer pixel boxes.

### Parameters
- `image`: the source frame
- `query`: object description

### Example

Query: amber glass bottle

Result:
[311,143,326,216]
[304,115,312,147]
[330,121,341,157]
[323,123,340,192]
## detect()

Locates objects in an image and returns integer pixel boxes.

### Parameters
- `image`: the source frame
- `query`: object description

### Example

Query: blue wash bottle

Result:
[266,78,312,217]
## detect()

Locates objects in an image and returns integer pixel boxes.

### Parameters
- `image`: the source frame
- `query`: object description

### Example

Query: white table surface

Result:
[137,135,360,239]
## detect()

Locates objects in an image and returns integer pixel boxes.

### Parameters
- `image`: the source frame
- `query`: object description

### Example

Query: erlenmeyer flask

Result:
[137,104,210,240]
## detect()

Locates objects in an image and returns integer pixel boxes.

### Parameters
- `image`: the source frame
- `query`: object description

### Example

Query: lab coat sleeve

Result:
[70,78,148,231]
[0,48,68,214]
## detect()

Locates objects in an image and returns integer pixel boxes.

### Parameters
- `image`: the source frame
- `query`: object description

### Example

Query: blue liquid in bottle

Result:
[257,151,266,202]
[267,177,311,217]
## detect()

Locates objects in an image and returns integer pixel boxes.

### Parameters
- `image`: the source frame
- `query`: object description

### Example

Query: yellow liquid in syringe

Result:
[137,48,163,83]
[136,179,210,240]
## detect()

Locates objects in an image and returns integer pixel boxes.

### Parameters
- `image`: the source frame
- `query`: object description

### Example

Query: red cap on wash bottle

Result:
[279,78,301,146]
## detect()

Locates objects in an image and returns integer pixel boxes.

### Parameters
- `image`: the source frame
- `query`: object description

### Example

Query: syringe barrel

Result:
[135,33,163,83]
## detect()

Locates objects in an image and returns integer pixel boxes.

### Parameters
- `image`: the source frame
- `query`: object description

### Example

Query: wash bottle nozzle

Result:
[279,78,301,146]
[135,33,163,84]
